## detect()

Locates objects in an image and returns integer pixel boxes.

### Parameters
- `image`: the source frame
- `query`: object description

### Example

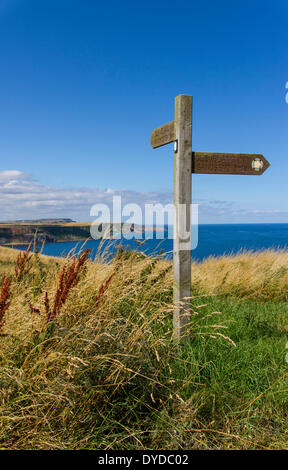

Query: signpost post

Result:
[150,94,270,340]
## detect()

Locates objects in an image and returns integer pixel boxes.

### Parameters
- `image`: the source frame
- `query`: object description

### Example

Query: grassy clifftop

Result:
[0,223,91,244]
[0,246,288,449]
[0,222,140,244]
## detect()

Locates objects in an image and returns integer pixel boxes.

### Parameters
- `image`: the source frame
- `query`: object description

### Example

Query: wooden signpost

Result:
[150,94,270,340]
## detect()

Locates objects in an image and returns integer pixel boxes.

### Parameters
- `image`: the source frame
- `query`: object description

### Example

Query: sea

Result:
[9,223,288,263]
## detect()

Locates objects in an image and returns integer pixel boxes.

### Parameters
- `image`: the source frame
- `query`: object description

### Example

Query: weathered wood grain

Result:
[173,95,192,340]
[192,152,270,175]
[150,121,175,148]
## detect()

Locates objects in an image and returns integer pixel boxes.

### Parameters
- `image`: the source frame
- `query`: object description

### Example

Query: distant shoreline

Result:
[1,221,288,248]
[0,221,165,246]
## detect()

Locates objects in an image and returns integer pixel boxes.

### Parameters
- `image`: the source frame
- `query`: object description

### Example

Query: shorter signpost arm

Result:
[173,95,193,340]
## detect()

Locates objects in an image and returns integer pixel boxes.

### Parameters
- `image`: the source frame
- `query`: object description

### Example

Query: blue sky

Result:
[0,0,287,223]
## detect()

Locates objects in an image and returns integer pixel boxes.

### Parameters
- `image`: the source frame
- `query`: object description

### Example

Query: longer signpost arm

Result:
[173,95,193,340]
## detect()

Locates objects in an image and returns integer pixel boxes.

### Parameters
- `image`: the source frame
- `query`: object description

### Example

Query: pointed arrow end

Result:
[260,155,270,174]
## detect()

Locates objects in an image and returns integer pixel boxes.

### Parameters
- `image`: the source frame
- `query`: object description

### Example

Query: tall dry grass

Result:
[192,249,288,301]
[0,247,231,449]
[0,246,287,449]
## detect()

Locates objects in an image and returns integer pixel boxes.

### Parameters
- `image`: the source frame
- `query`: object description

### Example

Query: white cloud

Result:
[0,170,173,221]
[196,199,288,224]
[0,170,286,223]
[0,170,30,181]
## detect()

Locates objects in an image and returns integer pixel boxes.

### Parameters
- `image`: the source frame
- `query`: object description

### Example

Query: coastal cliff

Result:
[0,220,140,245]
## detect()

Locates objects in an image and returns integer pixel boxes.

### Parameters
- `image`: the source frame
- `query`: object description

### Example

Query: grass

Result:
[0,245,287,450]
[192,249,288,301]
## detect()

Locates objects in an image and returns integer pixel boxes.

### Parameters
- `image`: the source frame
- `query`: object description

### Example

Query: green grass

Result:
[115,295,288,450]
[174,297,288,445]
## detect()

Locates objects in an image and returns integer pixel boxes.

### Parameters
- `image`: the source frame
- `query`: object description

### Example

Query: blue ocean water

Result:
[10,224,288,262]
